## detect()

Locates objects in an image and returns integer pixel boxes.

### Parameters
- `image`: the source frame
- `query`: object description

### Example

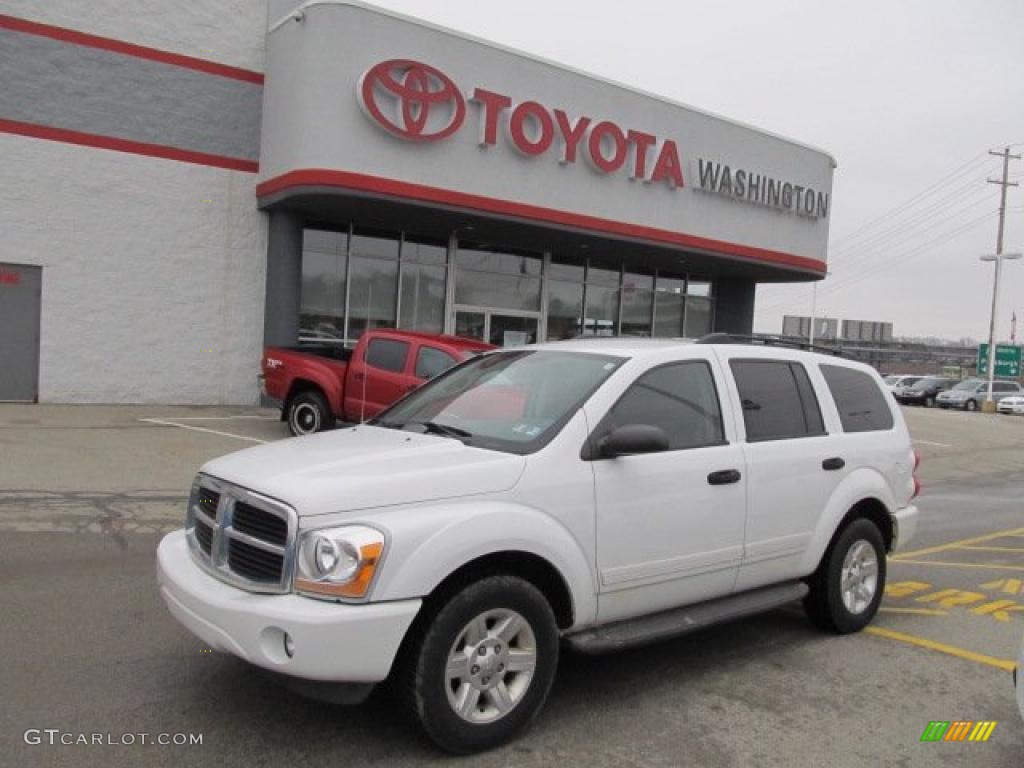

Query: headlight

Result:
[294,525,385,600]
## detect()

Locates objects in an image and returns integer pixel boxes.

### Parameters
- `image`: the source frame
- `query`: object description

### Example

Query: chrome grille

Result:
[185,475,297,594]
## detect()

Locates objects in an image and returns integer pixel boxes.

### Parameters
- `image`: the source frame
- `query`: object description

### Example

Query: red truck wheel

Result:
[287,390,335,436]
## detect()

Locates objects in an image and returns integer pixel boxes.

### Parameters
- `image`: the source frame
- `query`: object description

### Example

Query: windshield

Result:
[952,380,982,391]
[372,350,625,454]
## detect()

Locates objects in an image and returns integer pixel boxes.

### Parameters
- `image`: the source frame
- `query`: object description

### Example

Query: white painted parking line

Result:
[138,418,268,444]
[155,415,278,421]
[912,439,952,448]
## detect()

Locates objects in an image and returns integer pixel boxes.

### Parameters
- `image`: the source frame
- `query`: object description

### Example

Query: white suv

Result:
[158,338,920,753]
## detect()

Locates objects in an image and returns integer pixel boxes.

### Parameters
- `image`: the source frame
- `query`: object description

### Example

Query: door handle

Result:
[353,372,365,381]
[822,457,845,471]
[707,469,741,486]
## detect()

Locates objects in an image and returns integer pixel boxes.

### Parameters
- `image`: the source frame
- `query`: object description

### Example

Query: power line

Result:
[827,152,992,247]
[757,210,998,315]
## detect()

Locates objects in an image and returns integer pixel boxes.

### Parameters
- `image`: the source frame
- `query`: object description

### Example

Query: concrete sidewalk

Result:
[0,404,288,538]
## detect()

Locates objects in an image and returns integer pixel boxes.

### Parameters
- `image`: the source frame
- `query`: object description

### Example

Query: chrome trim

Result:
[185,473,298,594]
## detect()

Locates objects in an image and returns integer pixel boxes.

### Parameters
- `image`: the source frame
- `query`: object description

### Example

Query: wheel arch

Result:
[802,469,897,574]
[372,502,597,631]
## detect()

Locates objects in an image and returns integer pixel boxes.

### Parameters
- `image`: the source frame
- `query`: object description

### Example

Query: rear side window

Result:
[730,360,825,442]
[365,339,409,373]
[820,365,894,432]
[599,361,725,450]
[415,346,457,380]
[995,382,1019,393]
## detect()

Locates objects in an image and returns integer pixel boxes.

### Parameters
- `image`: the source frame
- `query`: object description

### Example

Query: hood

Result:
[200,426,526,517]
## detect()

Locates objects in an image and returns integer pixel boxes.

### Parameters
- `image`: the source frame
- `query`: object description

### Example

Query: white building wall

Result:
[0,133,268,404]
[0,0,268,71]
[0,0,270,403]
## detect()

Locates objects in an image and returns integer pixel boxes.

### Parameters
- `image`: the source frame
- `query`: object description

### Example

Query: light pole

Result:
[808,272,831,348]
[979,252,1022,411]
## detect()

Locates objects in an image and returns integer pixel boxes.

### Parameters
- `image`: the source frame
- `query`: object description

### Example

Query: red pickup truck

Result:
[262,329,494,436]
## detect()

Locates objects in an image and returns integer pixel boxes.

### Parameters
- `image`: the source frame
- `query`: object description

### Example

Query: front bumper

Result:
[157,530,421,683]
[890,505,920,553]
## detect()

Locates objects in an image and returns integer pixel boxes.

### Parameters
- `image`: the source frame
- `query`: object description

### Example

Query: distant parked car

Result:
[936,379,1021,412]
[885,375,923,394]
[997,394,1024,416]
[894,377,957,408]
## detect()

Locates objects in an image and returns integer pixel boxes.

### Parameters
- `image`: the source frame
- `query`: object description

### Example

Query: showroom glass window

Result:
[546,255,585,340]
[684,280,714,338]
[348,228,399,340]
[454,242,542,311]
[399,235,447,334]
[299,228,347,343]
[620,262,654,337]
[583,253,620,336]
[653,274,685,337]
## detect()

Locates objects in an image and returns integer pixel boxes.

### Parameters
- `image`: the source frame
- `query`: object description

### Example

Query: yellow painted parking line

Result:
[959,545,1024,554]
[878,607,948,616]
[890,559,1024,572]
[864,627,1016,672]
[891,526,1024,559]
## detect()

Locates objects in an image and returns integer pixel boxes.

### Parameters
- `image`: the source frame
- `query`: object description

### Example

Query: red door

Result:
[345,337,415,420]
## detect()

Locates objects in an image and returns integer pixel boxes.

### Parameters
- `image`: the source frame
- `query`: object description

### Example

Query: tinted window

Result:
[995,382,1019,392]
[365,339,409,373]
[599,362,724,450]
[820,365,894,432]
[415,347,457,380]
[730,360,826,442]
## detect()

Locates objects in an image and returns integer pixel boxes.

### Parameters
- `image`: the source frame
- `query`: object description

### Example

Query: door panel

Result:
[345,338,412,419]
[0,264,41,402]
[589,359,746,623]
[592,444,747,623]
[734,436,839,590]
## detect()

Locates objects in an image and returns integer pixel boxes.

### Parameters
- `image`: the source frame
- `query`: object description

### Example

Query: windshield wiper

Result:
[370,419,404,430]
[402,421,473,440]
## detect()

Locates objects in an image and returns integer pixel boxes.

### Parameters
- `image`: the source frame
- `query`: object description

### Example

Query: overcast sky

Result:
[366,0,1024,341]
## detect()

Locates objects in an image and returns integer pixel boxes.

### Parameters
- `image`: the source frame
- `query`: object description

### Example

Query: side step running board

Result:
[564,581,808,655]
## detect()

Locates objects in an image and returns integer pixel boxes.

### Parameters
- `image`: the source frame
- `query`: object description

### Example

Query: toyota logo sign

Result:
[355,58,686,189]
[358,59,466,142]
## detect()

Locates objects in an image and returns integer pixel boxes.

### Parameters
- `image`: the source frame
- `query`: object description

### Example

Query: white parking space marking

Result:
[138,418,268,444]
[912,439,952,448]
[156,416,278,421]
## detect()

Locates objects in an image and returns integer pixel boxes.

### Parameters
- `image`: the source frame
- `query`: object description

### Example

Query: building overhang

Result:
[260,1,834,283]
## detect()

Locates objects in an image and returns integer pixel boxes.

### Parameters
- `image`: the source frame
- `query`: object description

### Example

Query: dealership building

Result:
[0,1,834,404]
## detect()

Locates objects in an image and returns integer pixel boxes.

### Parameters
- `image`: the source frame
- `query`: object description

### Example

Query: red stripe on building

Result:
[0,118,259,173]
[0,14,264,84]
[257,169,828,275]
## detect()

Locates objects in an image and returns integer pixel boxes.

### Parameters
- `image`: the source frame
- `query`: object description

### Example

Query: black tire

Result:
[286,389,334,436]
[804,518,887,634]
[396,575,559,754]
[965,399,977,412]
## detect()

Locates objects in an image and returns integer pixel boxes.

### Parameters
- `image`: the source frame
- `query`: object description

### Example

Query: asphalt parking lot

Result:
[1,403,1022,766]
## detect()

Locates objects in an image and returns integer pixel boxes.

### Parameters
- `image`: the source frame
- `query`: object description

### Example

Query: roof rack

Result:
[694,333,845,357]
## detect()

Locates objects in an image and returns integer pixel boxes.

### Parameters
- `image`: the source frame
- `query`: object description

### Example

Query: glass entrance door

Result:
[454,308,539,347]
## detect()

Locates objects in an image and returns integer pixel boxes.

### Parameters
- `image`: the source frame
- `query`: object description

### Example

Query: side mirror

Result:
[597,424,669,458]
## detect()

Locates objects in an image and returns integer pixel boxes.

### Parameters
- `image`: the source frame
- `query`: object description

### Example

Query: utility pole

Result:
[981,146,1021,411]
